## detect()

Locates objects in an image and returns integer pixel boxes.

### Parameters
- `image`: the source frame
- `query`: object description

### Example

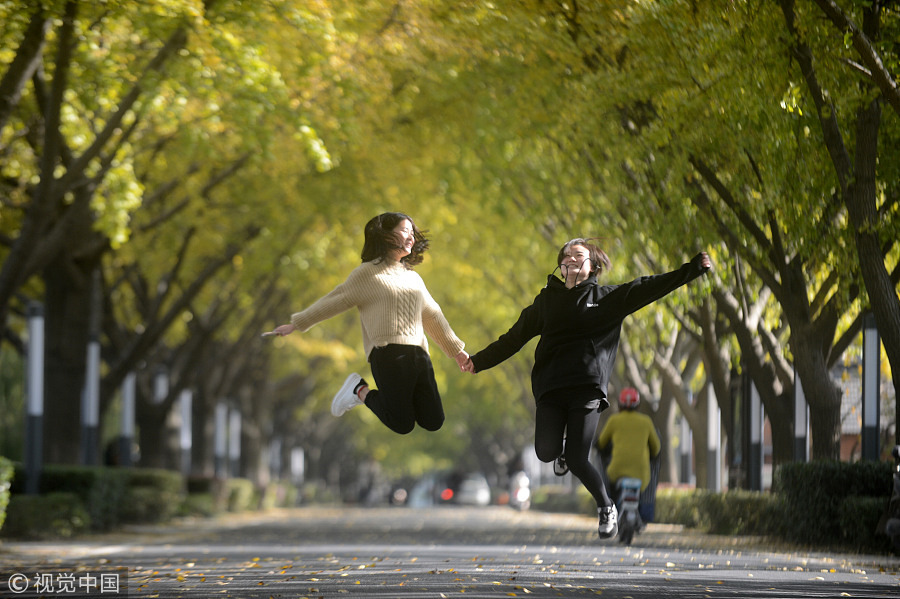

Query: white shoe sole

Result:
[332,373,362,417]
[598,523,619,539]
[598,507,618,539]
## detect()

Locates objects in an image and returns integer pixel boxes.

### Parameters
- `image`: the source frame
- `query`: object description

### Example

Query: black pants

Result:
[364,344,444,434]
[535,385,611,508]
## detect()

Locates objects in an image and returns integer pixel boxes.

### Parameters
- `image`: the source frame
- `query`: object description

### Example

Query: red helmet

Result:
[618,387,640,409]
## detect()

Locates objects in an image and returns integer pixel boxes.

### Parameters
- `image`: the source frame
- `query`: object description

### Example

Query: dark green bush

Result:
[187,475,220,494]
[126,468,184,494]
[698,490,779,535]
[0,456,12,531]
[298,481,342,505]
[225,478,257,511]
[839,495,892,553]
[774,460,892,547]
[260,481,298,509]
[0,492,89,539]
[39,465,130,531]
[120,487,174,523]
[187,476,233,512]
[9,465,185,531]
[532,485,584,513]
[647,472,893,553]
[122,468,184,524]
[179,492,218,517]
[658,488,782,536]
[656,487,705,528]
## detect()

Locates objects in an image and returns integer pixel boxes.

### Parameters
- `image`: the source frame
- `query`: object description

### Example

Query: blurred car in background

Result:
[408,471,492,507]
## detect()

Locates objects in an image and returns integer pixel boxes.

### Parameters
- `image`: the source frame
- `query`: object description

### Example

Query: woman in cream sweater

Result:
[269,212,469,434]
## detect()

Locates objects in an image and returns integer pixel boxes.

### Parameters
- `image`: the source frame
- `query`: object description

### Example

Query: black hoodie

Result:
[470,253,709,406]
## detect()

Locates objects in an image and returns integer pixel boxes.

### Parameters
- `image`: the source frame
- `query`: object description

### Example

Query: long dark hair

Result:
[556,238,611,277]
[360,212,430,267]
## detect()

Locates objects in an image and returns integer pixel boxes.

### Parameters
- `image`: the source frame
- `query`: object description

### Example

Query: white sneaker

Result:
[598,505,618,539]
[331,373,364,417]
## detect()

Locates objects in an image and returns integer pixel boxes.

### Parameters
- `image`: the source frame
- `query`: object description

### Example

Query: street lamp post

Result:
[214,402,228,478]
[746,380,764,492]
[80,333,100,465]
[706,385,721,492]
[119,372,136,467]
[793,370,809,462]
[80,269,102,465]
[861,313,881,461]
[179,389,192,476]
[25,302,44,495]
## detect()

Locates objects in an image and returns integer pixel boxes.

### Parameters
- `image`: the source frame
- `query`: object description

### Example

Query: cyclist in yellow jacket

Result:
[597,388,660,492]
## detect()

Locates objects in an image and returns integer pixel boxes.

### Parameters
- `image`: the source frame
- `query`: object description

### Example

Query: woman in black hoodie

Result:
[463,239,711,539]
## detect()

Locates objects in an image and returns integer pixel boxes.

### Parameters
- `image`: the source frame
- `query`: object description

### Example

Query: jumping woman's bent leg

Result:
[364,345,419,434]
[409,347,444,431]
[533,395,568,463]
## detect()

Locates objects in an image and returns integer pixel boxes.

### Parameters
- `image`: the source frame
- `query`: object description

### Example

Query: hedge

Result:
[0,464,302,539]
[120,469,184,524]
[652,460,894,553]
[655,488,779,535]
[774,460,892,548]
[0,456,12,531]
[2,492,89,539]
[2,464,184,536]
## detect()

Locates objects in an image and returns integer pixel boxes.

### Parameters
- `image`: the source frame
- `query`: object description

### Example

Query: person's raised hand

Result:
[698,252,712,271]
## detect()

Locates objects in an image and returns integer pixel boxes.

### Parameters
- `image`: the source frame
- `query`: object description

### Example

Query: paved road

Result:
[1,506,899,598]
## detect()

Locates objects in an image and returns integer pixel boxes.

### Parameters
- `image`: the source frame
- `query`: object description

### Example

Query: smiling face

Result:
[390,218,415,261]
[361,212,429,267]
[559,244,593,288]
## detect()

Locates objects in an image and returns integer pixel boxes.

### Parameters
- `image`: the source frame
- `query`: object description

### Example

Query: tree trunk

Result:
[42,258,94,464]
[793,336,843,459]
[137,397,170,469]
[769,399,796,466]
[692,390,709,490]
[846,97,900,446]
[650,392,678,485]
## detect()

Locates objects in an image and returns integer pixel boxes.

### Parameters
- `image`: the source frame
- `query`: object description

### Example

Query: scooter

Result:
[615,477,643,545]
[508,470,531,511]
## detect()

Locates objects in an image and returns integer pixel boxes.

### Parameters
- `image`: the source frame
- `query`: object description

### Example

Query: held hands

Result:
[455,351,476,374]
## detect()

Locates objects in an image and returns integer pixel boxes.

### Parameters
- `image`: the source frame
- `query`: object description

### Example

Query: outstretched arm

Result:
[469,299,543,373]
[602,252,712,322]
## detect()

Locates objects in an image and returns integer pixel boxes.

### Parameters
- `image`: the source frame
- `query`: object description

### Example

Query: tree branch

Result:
[811,0,900,118]
[0,6,49,134]
[777,0,852,193]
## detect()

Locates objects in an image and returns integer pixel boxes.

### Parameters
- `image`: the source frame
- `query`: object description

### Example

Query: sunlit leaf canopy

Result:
[1,0,896,475]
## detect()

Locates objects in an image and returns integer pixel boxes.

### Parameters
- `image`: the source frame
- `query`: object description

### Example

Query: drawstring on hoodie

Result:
[554,260,592,286]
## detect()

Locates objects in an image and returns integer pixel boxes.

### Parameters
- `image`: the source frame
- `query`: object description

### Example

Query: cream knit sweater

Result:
[290,259,465,360]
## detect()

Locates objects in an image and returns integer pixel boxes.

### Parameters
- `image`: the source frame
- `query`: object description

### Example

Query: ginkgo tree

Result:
[0,0,340,464]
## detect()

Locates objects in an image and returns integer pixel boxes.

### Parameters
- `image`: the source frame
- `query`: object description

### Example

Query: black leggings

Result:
[534,386,611,508]
[364,344,444,435]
